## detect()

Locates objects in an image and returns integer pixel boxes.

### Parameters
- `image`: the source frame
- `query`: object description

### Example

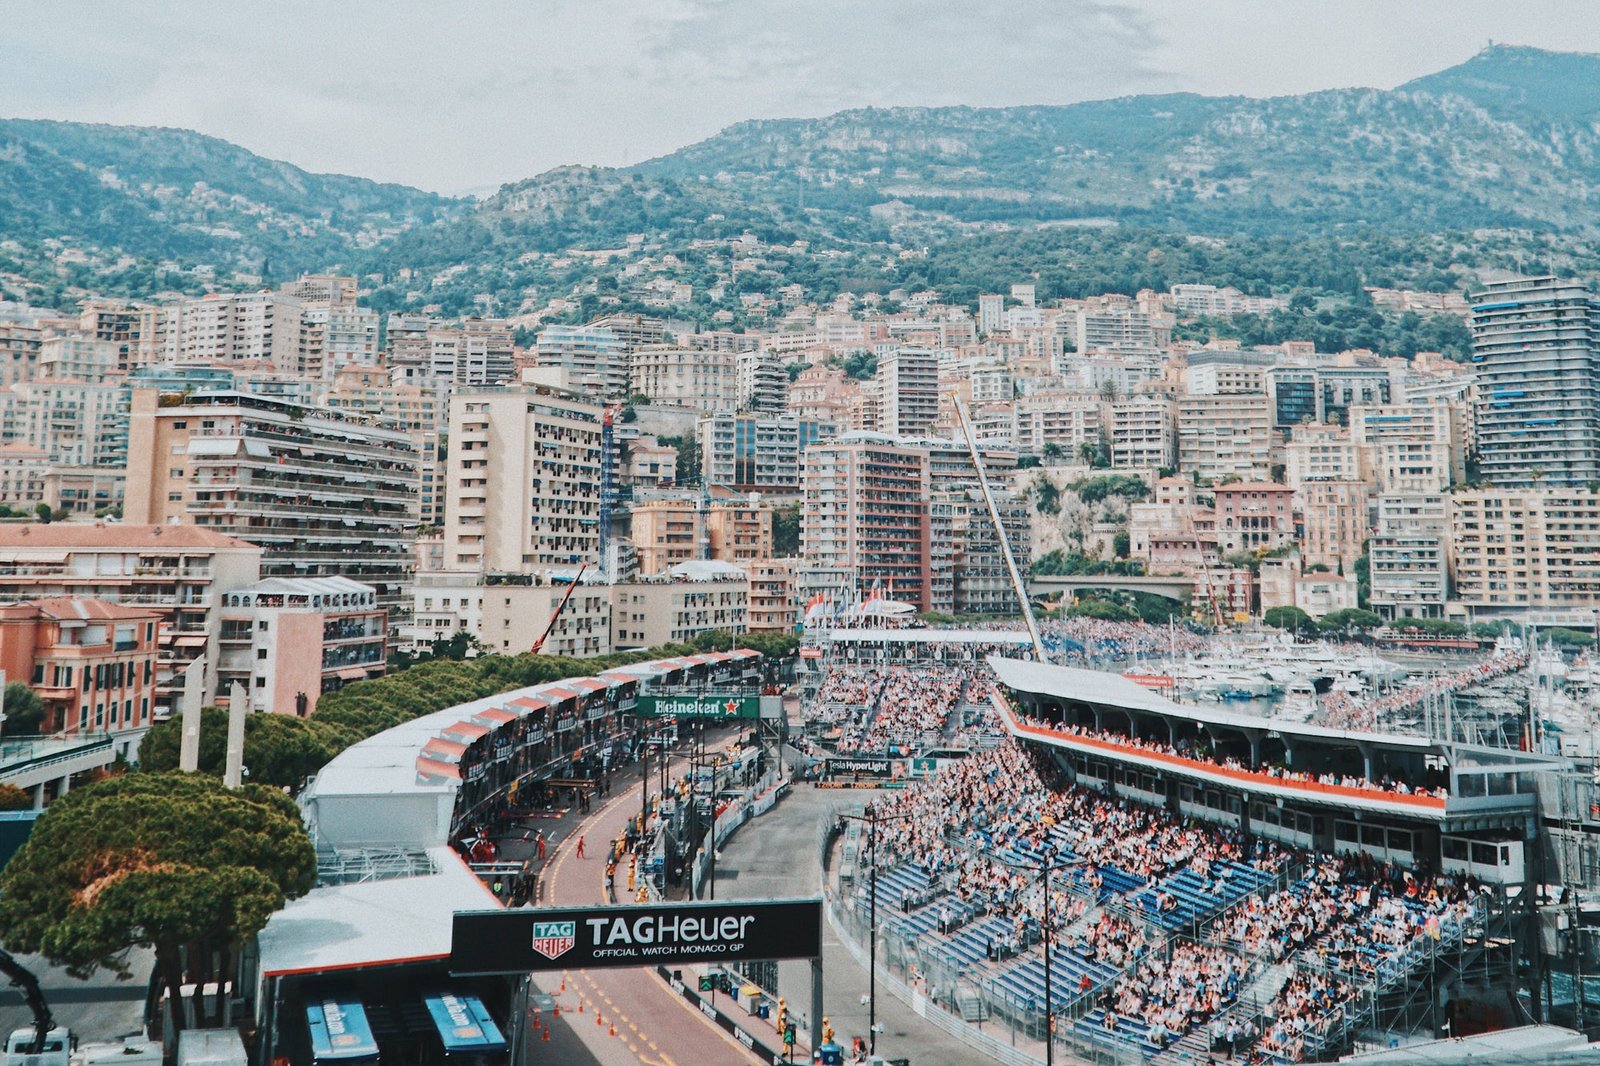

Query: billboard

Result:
[636,694,760,720]
[451,898,823,975]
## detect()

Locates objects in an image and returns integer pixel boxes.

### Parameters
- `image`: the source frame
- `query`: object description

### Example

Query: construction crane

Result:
[599,403,622,580]
[953,397,1048,663]
[530,563,587,656]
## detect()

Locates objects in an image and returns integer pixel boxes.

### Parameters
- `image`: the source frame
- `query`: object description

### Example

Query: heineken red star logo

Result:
[724,699,740,715]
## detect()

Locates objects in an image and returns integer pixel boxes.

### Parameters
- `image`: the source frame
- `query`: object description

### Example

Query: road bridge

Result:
[1027,573,1192,600]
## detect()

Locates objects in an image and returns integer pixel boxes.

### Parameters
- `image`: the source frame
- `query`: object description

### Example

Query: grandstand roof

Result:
[988,655,1439,752]
[822,628,1033,645]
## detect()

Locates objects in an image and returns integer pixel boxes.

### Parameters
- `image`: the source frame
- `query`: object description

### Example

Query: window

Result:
[257,649,268,660]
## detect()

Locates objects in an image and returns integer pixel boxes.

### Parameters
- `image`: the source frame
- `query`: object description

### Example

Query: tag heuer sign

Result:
[636,695,759,720]
[452,898,822,974]
[531,921,575,960]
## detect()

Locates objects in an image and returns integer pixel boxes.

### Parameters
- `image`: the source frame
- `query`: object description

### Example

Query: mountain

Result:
[624,44,1600,238]
[3,45,1599,303]
[0,119,459,276]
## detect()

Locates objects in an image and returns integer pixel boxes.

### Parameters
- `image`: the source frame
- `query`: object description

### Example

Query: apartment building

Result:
[876,347,940,438]
[0,379,127,467]
[1212,482,1295,555]
[801,434,933,611]
[1448,488,1600,624]
[443,382,604,574]
[0,323,43,387]
[405,573,611,658]
[747,557,798,632]
[1470,277,1600,487]
[1350,402,1465,493]
[77,301,150,371]
[1177,394,1274,482]
[630,498,773,575]
[610,562,749,649]
[38,334,118,381]
[1015,391,1105,456]
[0,597,161,748]
[737,350,788,414]
[42,466,125,518]
[0,524,263,714]
[217,576,386,716]
[698,413,834,492]
[0,444,48,509]
[942,488,1032,615]
[123,390,419,633]
[629,346,737,412]
[1369,493,1449,620]
[532,324,629,400]
[154,291,305,368]
[1284,423,1367,489]
[1299,479,1369,572]
[1108,397,1175,470]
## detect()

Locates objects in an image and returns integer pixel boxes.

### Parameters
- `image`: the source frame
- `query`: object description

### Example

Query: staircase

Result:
[1150,960,1291,1066]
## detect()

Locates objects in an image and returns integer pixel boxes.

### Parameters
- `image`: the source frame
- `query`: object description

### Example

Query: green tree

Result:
[1,682,46,736]
[0,773,315,1032]
[1112,531,1131,559]
[1321,608,1383,631]
[137,708,347,791]
[1264,606,1315,633]
[33,503,52,524]
[772,503,801,556]
[0,784,31,811]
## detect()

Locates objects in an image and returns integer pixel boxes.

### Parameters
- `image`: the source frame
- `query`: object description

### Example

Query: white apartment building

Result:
[1284,423,1368,489]
[610,562,749,649]
[38,334,118,382]
[1109,397,1175,470]
[1369,493,1449,621]
[444,382,604,574]
[737,350,788,414]
[876,347,939,438]
[533,324,629,400]
[1015,392,1105,456]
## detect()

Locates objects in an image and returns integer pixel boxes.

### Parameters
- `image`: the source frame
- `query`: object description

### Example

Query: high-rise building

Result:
[533,325,629,400]
[941,488,1031,615]
[876,347,939,438]
[443,382,604,575]
[1470,277,1600,487]
[1177,394,1274,482]
[1369,493,1449,621]
[737,350,788,414]
[123,390,419,635]
[1108,397,1176,470]
[1299,479,1369,572]
[801,434,932,610]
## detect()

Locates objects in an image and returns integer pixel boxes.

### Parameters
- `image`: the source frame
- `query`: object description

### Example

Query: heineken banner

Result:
[636,694,760,720]
[450,898,823,974]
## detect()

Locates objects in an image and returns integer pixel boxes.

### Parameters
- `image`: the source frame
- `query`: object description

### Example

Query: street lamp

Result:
[943,831,1083,1066]
[837,806,883,1056]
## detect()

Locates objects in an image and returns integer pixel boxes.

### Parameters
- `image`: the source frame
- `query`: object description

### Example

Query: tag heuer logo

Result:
[531,921,576,960]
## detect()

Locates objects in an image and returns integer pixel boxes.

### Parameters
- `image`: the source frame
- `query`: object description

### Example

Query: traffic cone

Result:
[577,1001,583,1013]
[553,1005,560,1017]
[541,1027,550,1042]
[595,1013,603,1027]
[608,1023,616,1038]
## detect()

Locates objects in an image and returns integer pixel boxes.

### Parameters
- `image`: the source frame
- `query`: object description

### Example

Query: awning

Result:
[567,678,608,693]
[305,997,379,1063]
[474,708,517,725]
[336,667,368,681]
[538,687,578,703]
[421,738,467,762]
[422,992,507,1055]
[508,696,548,714]
[415,756,461,782]
[442,721,489,742]
[174,635,209,648]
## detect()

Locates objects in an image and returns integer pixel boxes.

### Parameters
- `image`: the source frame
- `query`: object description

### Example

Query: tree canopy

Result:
[0,773,314,1029]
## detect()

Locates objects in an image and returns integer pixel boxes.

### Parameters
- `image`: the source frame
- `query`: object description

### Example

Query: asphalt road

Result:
[0,949,152,1045]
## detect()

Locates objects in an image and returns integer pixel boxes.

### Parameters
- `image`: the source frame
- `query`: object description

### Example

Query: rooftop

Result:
[0,523,259,551]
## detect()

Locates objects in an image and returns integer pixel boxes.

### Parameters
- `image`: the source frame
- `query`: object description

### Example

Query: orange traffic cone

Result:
[541,1027,550,1042]
[553,1005,560,1017]
[608,1023,616,1038]
[595,1013,603,1027]
[577,1002,583,1014]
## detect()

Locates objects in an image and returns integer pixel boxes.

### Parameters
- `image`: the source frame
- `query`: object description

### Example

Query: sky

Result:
[4,1,1599,196]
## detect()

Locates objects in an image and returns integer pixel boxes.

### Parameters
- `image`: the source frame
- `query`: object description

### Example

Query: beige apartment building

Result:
[747,557,798,632]
[631,498,774,576]
[1177,394,1274,483]
[444,381,604,575]
[610,562,749,650]
[629,346,737,412]
[1299,479,1369,572]
[1448,488,1600,624]
[123,389,419,632]
[1284,423,1368,489]
[404,572,612,658]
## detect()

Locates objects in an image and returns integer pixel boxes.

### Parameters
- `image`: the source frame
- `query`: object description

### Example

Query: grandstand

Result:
[827,649,1569,1063]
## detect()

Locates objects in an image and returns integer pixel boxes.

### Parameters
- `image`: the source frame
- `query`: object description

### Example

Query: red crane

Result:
[530,562,587,655]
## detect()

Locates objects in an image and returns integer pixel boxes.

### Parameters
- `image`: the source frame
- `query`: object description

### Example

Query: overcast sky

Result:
[4,1,1598,196]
